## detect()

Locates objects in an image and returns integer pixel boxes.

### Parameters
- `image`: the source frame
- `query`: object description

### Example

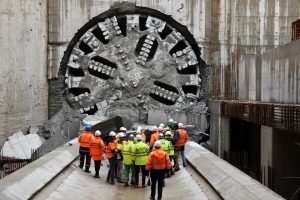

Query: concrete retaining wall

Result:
[185,141,284,200]
[0,139,79,200]
[0,0,48,148]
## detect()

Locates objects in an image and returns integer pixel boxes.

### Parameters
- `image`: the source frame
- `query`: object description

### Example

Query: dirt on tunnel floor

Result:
[33,158,219,200]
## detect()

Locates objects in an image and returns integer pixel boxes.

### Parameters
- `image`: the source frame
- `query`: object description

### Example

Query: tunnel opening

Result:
[91,56,117,68]
[154,81,178,94]
[149,81,179,105]
[169,40,187,56]
[149,93,175,105]
[116,16,127,36]
[135,35,158,61]
[68,67,85,77]
[68,88,91,96]
[272,129,300,199]
[229,119,261,181]
[176,64,197,74]
[92,26,109,44]
[182,85,198,95]
[79,41,93,55]
[81,105,98,115]
[139,16,148,31]
[55,3,207,131]
[159,25,173,40]
[88,68,110,80]
[87,56,117,80]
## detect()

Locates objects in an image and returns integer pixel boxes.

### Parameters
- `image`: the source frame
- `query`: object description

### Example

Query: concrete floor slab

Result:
[39,159,208,200]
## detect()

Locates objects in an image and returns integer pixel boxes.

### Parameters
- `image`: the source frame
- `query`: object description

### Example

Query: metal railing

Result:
[221,101,300,134]
[0,150,40,179]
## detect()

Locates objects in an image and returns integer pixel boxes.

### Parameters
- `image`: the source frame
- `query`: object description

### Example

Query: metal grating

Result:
[221,101,300,134]
[292,19,300,41]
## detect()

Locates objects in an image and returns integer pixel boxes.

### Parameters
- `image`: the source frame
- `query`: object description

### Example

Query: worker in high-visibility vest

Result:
[174,123,189,171]
[89,130,105,178]
[78,125,94,173]
[116,132,126,183]
[122,134,135,186]
[132,134,149,188]
[105,131,118,185]
[150,126,160,149]
[165,131,175,176]
[146,141,171,200]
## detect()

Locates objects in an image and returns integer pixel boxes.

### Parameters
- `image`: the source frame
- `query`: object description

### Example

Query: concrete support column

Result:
[260,125,273,187]
[209,100,230,158]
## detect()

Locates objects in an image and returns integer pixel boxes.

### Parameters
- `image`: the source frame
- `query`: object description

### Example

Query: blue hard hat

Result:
[85,125,92,131]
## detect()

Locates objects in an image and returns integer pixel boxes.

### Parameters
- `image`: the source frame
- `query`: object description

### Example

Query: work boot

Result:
[106,178,109,183]
[142,184,147,188]
[124,182,129,187]
[118,179,124,183]
[78,164,83,169]
[130,180,135,185]
[157,197,162,200]
[94,174,100,178]
[174,168,180,172]
[149,196,155,200]
[110,180,115,185]
[84,169,91,173]
[162,181,165,187]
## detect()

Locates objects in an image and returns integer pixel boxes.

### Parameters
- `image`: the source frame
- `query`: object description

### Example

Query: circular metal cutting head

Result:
[60,5,207,123]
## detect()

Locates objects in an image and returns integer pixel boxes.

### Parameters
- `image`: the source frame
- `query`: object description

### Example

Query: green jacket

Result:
[132,141,149,165]
[160,139,171,155]
[117,140,124,160]
[122,140,134,165]
[167,139,174,156]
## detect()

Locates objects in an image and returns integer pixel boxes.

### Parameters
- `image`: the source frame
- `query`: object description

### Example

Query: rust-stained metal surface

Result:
[292,19,300,41]
[221,101,300,134]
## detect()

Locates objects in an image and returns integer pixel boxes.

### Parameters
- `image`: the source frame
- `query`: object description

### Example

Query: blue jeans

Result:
[180,146,187,166]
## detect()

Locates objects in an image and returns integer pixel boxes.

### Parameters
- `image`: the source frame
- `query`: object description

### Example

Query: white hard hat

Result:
[158,133,164,139]
[168,119,174,123]
[137,126,142,131]
[152,126,158,131]
[109,131,116,137]
[120,127,127,132]
[178,123,184,128]
[154,141,162,148]
[165,131,171,136]
[137,130,141,134]
[158,127,163,131]
[95,130,101,136]
[159,123,165,128]
[118,133,125,138]
[129,134,135,139]
[136,134,143,141]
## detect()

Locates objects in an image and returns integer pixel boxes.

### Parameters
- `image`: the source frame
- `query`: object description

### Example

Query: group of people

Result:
[78,119,189,200]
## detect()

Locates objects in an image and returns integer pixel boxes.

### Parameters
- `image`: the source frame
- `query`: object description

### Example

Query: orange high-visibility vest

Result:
[150,131,160,147]
[78,131,94,148]
[90,137,105,160]
[175,128,188,147]
[146,148,171,170]
[105,140,117,159]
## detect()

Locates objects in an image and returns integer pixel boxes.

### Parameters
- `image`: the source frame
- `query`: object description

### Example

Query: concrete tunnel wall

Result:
[0,0,48,148]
